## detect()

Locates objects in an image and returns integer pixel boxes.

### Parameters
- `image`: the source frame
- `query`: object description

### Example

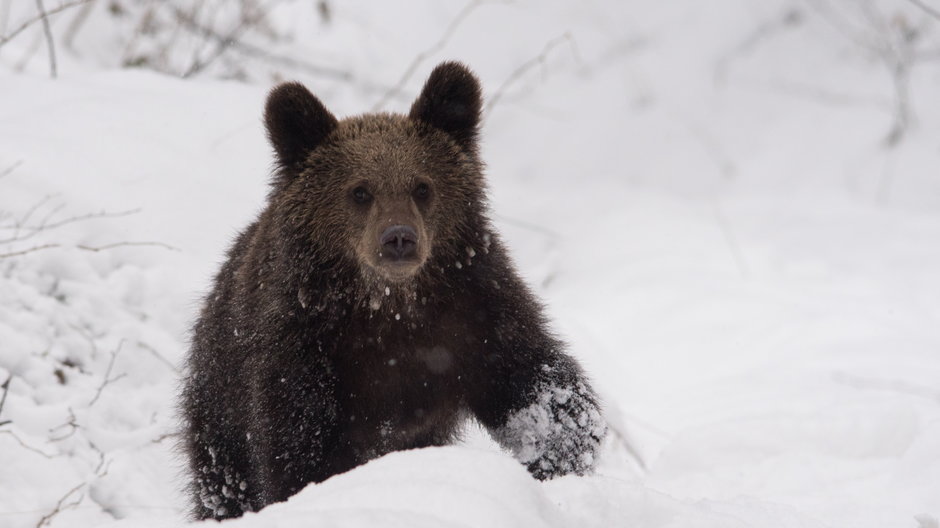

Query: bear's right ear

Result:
[264,82,338,169]
[409,62,482,152]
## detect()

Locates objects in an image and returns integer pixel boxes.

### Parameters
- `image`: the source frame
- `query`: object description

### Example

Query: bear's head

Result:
[264,62,485,285]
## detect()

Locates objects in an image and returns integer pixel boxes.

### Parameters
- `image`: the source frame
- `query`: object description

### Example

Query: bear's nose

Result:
[379,225,418,260]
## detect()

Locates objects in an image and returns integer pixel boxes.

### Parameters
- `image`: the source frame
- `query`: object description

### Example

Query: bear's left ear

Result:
[409,61,482,152]
[264,82,338,169]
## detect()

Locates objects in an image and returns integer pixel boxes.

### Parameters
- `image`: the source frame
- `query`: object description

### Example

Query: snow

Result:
[492,381,606,479]
[2,0,940,527]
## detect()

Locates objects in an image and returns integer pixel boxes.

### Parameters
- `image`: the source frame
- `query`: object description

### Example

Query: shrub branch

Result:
[0,374,12,427]
[0,0,92,48]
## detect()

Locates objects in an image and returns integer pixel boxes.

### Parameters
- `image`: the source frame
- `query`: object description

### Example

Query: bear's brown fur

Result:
[180,62,606,520]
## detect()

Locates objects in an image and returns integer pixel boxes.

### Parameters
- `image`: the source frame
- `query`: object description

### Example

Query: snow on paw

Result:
[494,381,607,480]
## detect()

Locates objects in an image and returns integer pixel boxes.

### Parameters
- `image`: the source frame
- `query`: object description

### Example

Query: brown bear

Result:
[180,61,606,520]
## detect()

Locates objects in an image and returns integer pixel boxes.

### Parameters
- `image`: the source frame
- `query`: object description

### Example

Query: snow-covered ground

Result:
[1,1,939,526]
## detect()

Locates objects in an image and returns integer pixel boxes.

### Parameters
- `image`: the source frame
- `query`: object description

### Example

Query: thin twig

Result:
[69,323,99,360]
[137,341,181,374]
[0,373,11,427]
[0,0,91,47]
[29,207,141,232]
[0,195,54,241]
[169,5,363,85]
[714,8,803,84]
[372,0,506,111]
[0,241,176,259]
[712,200,749,279]
[484,33,578,118]
[62,0,93,50]
[35,0,56,78]
[0,160,22,179]
[34,203,66,234]
[182,0,282,78]
[687,122,736,180]
[0,243,60,259]
[88,439,107,475]
[760,79,892,112]
[77,241,180,252]
[0,430,57,458]
[905,0,940,20]
[35,482,85,528]
[807,0,920,147]
[48,408,79,442]
[152,431,180,444]
[805,0,873,50]
[493,213,560,239]
[0,205,140,244]
[605,420,648,473]
[88,340,125,406]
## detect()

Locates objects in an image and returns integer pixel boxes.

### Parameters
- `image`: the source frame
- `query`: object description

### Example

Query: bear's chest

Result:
[328,308,479,456]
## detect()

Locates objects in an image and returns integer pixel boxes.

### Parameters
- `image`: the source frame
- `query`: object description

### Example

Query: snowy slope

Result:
[2,1,940,527]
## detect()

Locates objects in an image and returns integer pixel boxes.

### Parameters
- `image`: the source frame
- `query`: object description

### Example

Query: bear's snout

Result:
[379,225,418,260]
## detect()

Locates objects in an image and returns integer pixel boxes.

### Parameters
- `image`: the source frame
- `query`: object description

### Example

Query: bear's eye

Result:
[413,182,430,200]
[352,186,372,204]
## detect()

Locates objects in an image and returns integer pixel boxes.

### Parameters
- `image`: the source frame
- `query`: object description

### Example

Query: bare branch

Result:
[0,243,60,259]
[806,0,921,147]
[0,241,176,260]
[33,203,67,234]
[169,5,364,85]
[605,419,648,473]
[0,373,11,427]
[805,0,874,50]
[714,8,803,84]
[88,439,108,475]
[152,431,180,444]
[29,207,141,232]
[35,0,57,78]
[0,203,140,243]
[137,340,181,374]
[884,66,911,147]
[372,0,508,111]
[760,79,892,111]
[0,199,173,261]
[182,0,284,78]
[48,408,79,442]
[88,340,125,406]
[77,241,180,252]
[711,200,749,279]
[62,0,93,50]
[0,195,55,240]
[905,0,940,20]
[484,33,579,118]
[0,160,22,179]
[0,430,57,458]
[35,482,85,528]
[0,0,92,48]
[493,213,560,240]
[69,323,100,360]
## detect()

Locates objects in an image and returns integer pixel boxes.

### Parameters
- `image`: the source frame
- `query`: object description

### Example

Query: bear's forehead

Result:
[318,115,458,181]
[334,115,421,143]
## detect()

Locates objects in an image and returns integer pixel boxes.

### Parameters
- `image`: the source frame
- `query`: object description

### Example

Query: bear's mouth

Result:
[374,258,423,282]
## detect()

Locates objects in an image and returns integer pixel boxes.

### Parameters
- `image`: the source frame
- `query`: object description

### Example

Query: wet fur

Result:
[180,62,602,520]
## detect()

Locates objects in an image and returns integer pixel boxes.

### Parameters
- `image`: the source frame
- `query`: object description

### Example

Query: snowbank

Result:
[1,1,939,527]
